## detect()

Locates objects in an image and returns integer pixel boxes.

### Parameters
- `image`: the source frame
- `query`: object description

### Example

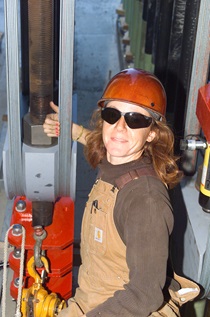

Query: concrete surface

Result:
[0,0,121,315]
[73,0,121,240]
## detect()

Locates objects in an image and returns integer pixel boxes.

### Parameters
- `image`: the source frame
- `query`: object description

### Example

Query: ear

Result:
[146,130,156,143]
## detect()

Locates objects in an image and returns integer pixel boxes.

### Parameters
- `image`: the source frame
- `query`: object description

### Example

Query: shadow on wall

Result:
[169,184,188,276]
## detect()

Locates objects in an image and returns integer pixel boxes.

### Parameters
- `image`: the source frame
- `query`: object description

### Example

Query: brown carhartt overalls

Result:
[58,175,200,317]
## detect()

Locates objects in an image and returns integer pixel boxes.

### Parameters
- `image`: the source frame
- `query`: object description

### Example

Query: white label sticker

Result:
[94,227,103,243]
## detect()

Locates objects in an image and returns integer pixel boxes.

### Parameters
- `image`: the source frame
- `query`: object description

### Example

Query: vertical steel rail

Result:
[4,0,24,196]
[183,0,210,171]
[58,0,75,196]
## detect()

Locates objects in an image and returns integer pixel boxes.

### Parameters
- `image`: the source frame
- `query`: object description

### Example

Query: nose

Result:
[115,115,127,131]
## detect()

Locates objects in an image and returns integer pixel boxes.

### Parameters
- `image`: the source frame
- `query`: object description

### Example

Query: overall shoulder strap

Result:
[115,167,157,190]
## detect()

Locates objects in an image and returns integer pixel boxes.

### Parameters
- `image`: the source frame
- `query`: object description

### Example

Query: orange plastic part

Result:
[196,83,210,142]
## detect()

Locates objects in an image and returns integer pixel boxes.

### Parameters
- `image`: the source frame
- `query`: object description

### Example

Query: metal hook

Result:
[27,256,49,284]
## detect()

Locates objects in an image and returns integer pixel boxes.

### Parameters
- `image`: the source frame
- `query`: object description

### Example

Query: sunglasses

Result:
[101,107,153,129]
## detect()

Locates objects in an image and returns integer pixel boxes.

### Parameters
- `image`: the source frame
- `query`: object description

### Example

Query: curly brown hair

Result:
[84,109,182,188]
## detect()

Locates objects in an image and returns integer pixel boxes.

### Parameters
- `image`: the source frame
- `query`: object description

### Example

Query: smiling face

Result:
[102,101,156,165]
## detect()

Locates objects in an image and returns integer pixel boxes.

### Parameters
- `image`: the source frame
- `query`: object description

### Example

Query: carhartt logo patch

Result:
[94,227,103,243]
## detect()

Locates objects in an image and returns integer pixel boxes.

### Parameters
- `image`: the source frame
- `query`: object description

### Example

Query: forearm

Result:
[72,123,89,145]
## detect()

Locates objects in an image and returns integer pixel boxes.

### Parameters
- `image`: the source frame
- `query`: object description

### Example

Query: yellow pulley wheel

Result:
[21,256,67,317]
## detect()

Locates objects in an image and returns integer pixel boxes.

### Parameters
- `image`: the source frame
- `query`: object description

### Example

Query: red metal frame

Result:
[8,196,74,300]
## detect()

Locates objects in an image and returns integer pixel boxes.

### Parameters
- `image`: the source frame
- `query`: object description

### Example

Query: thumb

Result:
[50,101,59,114]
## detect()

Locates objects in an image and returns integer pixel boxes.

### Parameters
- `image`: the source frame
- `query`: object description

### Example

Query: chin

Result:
[107,148,126,157]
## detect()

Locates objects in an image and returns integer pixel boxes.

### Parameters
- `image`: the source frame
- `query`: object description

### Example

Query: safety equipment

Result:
[101,107,152,129]
[98,68,167,118]
[21,256,66,317]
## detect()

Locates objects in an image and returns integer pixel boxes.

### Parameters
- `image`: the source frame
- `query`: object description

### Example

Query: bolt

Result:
[14,277,20,287]
[12,224,23,236]
[14,277,24,288]
[13,247,21,259]
[15,199,26,212]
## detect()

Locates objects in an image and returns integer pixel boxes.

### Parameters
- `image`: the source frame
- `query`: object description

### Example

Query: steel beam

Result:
[58,0,75,196]
[3,0,24,197]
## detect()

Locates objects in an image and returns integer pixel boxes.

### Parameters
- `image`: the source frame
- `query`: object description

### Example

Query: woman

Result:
[43,68,199,317]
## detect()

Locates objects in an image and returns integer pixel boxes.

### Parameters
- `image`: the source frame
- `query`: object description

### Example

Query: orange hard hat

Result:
[98,68,166,118]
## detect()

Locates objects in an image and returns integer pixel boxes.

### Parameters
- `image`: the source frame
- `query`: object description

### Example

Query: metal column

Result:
[3,0,24,197]
[58,0,75,196]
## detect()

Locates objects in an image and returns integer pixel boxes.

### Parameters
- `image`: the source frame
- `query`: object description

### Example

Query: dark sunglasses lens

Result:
[125,113,152,129]
[101,107,152,129]
[101,108,121,124]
